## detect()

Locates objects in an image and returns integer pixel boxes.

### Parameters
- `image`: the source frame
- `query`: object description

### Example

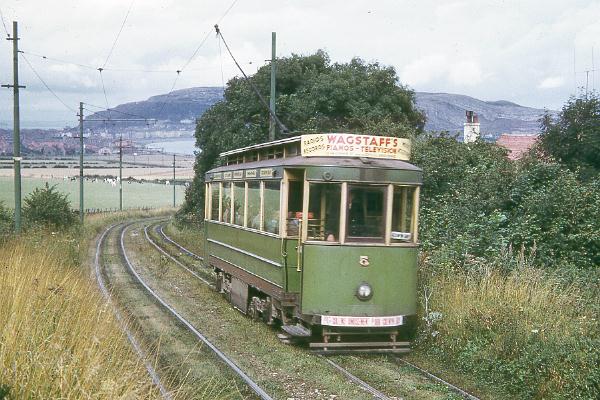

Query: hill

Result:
[84,87,224,126]
[415,92,551,135]
[84,87,551,135]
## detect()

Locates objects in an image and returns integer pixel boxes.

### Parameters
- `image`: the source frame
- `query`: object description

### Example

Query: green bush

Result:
[22,183,77,229]
[507,159,600,269]
[0,202,12,235]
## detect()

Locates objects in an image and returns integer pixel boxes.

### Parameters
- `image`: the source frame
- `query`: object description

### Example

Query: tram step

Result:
[281,324,312,337]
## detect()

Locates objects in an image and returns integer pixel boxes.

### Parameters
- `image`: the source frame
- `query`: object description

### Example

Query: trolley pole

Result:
[268,32,276,141]
[172,154,176,208]
[2,21,25,233]
[119,134,123,211]
[78,102,84,223]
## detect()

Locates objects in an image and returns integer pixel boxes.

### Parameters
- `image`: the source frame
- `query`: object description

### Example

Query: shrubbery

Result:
[0,202,12,235]
[22,183,77,229]
[412,128,599,398]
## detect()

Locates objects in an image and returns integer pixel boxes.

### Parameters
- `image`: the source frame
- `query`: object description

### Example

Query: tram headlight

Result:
[356,282,373,301]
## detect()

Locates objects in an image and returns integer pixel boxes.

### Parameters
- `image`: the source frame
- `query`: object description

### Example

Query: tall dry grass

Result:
[419,262,599,399]
[0,237,160,399]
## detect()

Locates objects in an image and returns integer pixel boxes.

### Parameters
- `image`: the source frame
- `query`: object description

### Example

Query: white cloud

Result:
[538,76,565,89]
[1,0,600,124]
[400,54,447,86]
[448,61,483,86]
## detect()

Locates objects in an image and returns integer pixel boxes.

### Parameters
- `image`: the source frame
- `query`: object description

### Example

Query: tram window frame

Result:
[233,182,245,226]
[209,182,221,221]
[222,181,232,224]
[263,180,281,234]
[390,185,419,244]
[246,180,261,230]
[346,184,387,243]
[306,182,342,242]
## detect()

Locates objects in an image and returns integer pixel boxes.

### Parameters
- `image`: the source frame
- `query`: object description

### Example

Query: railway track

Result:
[95,220,272,400]
[151,221,482,400]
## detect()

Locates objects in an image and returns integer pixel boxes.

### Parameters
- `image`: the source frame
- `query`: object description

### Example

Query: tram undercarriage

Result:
[215,268,413,354]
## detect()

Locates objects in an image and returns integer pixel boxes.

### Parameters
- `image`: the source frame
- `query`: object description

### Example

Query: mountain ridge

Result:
[85,87,552,135]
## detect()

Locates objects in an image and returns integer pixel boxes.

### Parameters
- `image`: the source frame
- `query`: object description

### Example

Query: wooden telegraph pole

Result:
[78,102,84,223]
[2,21,25,233]
[172,154,176,208]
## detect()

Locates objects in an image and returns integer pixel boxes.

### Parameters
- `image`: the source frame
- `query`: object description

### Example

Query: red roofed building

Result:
[496,134,539,160]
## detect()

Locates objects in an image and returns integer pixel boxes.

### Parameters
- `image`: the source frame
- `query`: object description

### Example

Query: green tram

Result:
[204,133,421,352]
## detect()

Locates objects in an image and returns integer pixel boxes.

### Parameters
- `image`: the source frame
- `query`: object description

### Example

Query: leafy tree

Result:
[23,183,77,229]
[412,135,515,259]
[507,159,600,269]
[539,94,600,179]
[182,50,425,215]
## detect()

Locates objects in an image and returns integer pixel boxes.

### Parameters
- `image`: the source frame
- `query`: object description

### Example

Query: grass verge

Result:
[0,234,159,398]
[417,260,600,399]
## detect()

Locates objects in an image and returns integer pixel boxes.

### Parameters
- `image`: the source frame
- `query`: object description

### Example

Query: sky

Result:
[0,0,598,128]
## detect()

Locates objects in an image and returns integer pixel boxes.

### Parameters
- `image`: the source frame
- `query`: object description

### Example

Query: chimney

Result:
[464,110,480,143]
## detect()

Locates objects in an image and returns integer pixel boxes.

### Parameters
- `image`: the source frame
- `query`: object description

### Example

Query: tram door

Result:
[283,169,305,293]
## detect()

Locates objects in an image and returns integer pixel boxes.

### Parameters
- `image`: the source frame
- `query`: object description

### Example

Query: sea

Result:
[146,139,198,155]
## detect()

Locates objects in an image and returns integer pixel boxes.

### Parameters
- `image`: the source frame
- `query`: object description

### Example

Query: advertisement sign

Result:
[301,133,411,161]
[321,315,404,327]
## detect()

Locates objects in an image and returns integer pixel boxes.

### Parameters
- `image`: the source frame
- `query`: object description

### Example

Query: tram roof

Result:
[208,155,422,173]
[219,136,301,158]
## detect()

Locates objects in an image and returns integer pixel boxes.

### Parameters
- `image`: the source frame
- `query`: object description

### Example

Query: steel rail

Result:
[319,355,392,400]
[395,358,481,400]
[120,223,273,400]
[144,224,212,286]
[158,224,204,261]
[94,223,172,400]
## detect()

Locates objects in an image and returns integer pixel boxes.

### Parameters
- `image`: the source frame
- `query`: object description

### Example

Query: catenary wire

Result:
[152,0,240,119]
[20,53,77,113]
[102,0,135,69]
[20,49,222,74]
[0,7,10,38]
[83,102,152,120]
[215,25,288,133]
[98,69,111,119]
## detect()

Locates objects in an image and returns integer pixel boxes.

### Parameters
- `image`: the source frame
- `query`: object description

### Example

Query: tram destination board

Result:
[301,133,411,161]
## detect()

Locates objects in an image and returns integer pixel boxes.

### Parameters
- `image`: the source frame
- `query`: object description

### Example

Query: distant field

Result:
[0,177,186,210]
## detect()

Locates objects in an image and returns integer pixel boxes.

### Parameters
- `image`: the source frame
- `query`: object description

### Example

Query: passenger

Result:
[326,232,336,242]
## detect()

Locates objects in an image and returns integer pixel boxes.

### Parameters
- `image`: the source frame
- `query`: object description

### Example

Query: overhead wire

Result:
[215,25,288,133]
[83,102,152,120]
[153,0,240,119]
[0,6,10,38]
[20,52,77,113]
[102,0,135,69]
[20,49,222,73]
[98,68,111,119]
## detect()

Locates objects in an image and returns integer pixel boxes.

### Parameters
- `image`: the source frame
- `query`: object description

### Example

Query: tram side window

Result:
[222,182,232,223]
[247,181,261,229]
[391,186,416,242]
[347,186,385,240]
[210,183,220,221]
[263,181,280,234]
[308,183,341,241]
[233,182,245,226]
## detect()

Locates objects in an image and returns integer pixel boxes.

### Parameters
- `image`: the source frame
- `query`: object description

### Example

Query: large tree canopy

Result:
[539,94,600,179]
[181,51,425,216]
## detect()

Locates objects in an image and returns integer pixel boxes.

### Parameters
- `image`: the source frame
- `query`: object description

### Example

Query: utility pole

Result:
[2,21,25,233]
[78,102,84,223]
[119,134,123,211]
[269,32,276,141]
[172,154,176,208]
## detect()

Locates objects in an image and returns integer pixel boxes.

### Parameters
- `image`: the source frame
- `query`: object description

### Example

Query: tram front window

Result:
[307,183,341,241]
[347,186,385,241]
[391,186,416,242]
